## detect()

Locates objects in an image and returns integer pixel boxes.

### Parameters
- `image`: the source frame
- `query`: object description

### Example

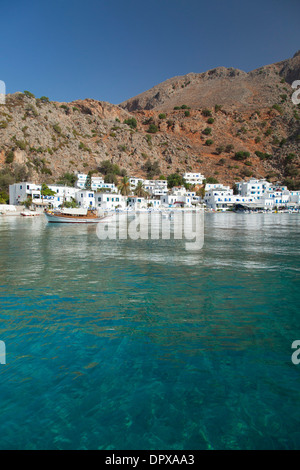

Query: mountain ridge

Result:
[120,52,300,112]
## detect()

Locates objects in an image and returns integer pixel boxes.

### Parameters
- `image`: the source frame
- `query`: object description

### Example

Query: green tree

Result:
[56,173,76,187]
[99,160,113,174]
[22,196,32,209]
[85,172,92,190]
[196,187,205,198]
[53,124,62,134]
[134,181,148,198]
[234,151,250,161]
[104,173,118,185]
[147,123,158,134]
[63,198,79,208]
[124,118,137,129]
[204,177,219,184]
[40,96,49,103]
[167,173,184,188]
[41,183,56,197]
[99,160,121,176]
[0,190,9,204]
[118,176,131,196]
[216,146,225,155]
[225,144,234,153]
[202,109,212,117]
[24,90,35,99]
[143,159,160,179]
[5,150,14,164]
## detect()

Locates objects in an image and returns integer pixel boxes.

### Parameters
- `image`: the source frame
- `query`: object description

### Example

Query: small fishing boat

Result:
[21,210,40,217]
[45,207,109,223]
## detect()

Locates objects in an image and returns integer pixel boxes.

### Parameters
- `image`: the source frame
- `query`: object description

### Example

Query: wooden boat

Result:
[45,208,109,223]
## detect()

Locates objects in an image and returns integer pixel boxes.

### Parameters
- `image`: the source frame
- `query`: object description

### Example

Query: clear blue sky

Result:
[1,0,299,104]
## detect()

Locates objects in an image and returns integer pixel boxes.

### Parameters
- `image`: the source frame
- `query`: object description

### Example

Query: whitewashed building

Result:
[144,179,168,196]
[75,190,95,208]
[76,173,89,188]
[289,191,300,205]
[236,179,271,200]
[183,172,205,186]
[160,194,193,208]
[259,190,290,208]
[9,182,78,208]
[234,179,300,209]
[170,186,187,196]
[205,183,231,192]
[129,177,144,191]
[9,182,41,205]
[127,196,148,210]
[76,173,117,192]
[95,193,126,210]
[148,198,162,209]
[47,185,78,207]
[204,187,256,210]
[129,177,168,197]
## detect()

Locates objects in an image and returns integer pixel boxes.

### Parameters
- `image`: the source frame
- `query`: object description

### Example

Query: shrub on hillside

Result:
[234,151,250,161]
[202,109,212,117]
[124,118,137,129]
[147,123,158,134]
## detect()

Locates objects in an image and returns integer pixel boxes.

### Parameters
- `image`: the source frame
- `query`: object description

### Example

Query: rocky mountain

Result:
[0,52,299,201]
[120,51,300,112]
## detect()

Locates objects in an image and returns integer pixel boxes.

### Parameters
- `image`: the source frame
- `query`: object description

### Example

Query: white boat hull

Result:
[21,211,40,217]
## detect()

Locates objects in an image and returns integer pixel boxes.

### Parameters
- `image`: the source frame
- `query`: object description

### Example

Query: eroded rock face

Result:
[0,52,299,188]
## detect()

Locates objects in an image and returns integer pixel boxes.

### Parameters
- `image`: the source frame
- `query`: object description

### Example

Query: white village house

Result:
[183,172,205,186]
[9,182,78,208]
[75,190,95,208]
[9,182,41,205]
[76,173,117,192]
[95,193,126,211]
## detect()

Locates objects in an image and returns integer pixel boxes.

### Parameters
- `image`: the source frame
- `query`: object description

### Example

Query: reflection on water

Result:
[0,213,299,449]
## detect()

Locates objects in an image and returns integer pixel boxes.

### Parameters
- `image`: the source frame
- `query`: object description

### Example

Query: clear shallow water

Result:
[0,212,299,450]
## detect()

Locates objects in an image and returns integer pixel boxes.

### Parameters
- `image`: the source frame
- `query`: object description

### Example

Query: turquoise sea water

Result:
[0,212,299,450]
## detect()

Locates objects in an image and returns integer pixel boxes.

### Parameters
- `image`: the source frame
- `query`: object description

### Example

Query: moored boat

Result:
[45,207,109,223]
[21,210,40,217]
